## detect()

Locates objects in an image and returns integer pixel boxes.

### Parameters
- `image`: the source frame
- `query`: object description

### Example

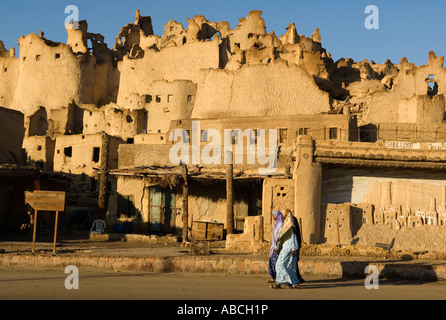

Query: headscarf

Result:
[279,215,294,240]
[278,209,296,245]
[270,210,284,257]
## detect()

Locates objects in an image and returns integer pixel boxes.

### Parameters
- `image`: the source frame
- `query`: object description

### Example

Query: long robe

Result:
[268,251,279,279]
[275,230,299,285]
[292,216,305,283]
[268,210,283,279]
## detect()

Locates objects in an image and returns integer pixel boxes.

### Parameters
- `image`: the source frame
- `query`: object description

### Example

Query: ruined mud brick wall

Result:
[350,52,446,126]
[0,42,19,109]
[144,80,197,134]
[53,134,122,177]
[192,61,331,119]
[22,136,55,170]
[7,34,109,116]
[2,10,446,133]
[117,40,219,108]
[82,104,147,140]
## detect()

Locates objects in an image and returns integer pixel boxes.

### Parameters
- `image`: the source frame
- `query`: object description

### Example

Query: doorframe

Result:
[148,186,177,233]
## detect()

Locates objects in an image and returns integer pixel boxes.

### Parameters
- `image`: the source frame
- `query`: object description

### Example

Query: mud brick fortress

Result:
[1,10,446,253]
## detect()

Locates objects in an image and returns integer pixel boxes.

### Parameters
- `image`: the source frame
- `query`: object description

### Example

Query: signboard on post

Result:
[25,191,66,254]
[25,191,66,212]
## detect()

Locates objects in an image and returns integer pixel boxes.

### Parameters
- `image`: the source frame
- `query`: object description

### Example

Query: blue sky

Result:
[1,0,445,66]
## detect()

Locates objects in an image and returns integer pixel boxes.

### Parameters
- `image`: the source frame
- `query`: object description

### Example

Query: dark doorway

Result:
[359,124,377,142]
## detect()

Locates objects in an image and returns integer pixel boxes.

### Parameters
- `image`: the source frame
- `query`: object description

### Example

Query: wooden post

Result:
[32,210,38,253]
[98,133,110,220]
[226,161,234,235]
[181,165,189,243]
[53,211,59,254]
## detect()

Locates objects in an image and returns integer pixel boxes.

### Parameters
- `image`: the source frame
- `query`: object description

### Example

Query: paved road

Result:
[1,266,445,302]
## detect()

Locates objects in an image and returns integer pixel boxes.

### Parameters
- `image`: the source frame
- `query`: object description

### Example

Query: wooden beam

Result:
[181,165,189,243]
[98,133,110,219]
[226,160,234,235]
[53,211,59,254]
[32,210,38,253]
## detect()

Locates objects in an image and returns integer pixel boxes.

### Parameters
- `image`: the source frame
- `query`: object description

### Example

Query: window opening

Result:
[92,147,100,163]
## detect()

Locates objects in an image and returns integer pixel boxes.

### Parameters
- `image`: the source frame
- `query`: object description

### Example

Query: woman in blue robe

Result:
[271,209,300,289]
[267,210,283,283]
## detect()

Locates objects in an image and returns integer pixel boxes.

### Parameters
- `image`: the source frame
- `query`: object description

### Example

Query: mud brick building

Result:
[2,10,446,252]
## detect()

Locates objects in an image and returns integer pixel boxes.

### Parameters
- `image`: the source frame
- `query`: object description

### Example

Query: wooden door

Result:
[149,187,176,233]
